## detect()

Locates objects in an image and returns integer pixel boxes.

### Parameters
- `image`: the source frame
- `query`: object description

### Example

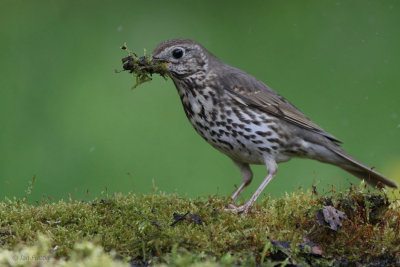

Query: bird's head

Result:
[152,39,212,79]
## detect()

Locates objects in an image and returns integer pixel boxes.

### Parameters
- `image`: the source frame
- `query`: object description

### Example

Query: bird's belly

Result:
[187,102,292,164]
[208,133,266,164]
[178,86,294,164]
[201,127,292,165]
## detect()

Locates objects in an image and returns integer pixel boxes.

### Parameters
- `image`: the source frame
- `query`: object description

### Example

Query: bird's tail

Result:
[332,147,398,188]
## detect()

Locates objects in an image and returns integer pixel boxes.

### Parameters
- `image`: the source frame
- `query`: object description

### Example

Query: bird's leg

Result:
[226,161,277,214]
[231,160,253,202]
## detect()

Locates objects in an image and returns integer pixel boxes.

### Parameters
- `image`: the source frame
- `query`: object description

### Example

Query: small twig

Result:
[170,212,190,227]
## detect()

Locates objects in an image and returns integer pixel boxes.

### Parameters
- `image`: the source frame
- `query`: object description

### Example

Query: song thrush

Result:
[151,39,397,213]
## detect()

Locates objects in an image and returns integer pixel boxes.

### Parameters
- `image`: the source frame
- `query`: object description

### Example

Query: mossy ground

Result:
[0,182,399,266]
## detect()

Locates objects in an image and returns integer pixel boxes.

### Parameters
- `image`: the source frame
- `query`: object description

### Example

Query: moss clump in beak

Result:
[117,43,168,89]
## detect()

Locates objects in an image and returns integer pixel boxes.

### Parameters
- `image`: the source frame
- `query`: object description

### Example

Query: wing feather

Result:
[220,68,342,143]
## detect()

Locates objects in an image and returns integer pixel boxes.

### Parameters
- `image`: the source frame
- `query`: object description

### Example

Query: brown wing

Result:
[220,68,342,143]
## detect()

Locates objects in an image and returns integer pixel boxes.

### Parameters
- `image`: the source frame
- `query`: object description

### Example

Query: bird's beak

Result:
[152,56,170,64]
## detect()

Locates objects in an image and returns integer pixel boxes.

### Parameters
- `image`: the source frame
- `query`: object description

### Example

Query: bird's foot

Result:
[224,203,258,214]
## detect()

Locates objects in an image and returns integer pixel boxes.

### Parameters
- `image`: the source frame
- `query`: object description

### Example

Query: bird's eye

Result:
[172,48,184,59]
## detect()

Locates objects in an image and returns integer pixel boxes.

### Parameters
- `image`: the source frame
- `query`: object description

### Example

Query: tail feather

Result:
[332,147,398,188]
[345,168,397,188]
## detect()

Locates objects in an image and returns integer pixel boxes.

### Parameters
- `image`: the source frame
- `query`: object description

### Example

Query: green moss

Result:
[117,43,168,89]
[0,234,128,267]
[0,183,399,266]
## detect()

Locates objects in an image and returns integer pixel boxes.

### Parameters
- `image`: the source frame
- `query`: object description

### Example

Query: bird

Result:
[150,38,397,213]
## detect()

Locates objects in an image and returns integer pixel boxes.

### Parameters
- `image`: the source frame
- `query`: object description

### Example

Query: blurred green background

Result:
[1,0,399,202]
